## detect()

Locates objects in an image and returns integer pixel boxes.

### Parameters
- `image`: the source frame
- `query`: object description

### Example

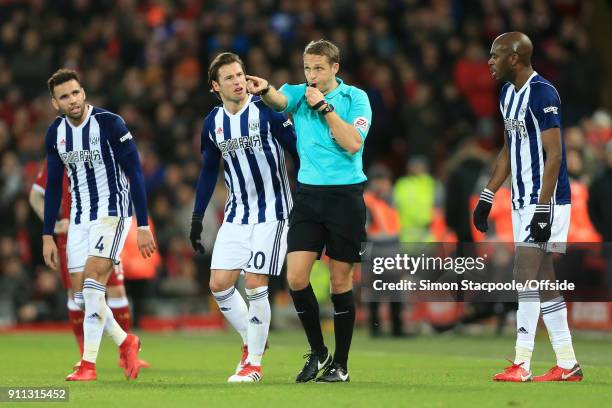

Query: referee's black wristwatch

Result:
[312,100,335,116]
[254,83,271,96]
[320,103,334,116]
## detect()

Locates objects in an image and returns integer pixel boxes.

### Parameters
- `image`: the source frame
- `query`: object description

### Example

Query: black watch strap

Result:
[312,100,326,111]
[256,84,271,96]
[321,103,334,115]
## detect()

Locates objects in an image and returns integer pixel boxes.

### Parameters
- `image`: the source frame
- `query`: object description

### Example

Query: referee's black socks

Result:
[290,284,327,356]
[331,290,355,371]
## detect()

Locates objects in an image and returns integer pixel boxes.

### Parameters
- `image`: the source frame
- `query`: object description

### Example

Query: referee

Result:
[246,39,372,383]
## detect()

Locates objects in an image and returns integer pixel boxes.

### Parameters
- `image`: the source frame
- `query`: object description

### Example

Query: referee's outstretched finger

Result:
[246,75,265,91]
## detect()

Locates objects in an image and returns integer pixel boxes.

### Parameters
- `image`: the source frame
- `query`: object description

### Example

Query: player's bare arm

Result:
[42,235,59,271]
[304,86,362,154]
[29,188,45,220]
[245,75,287,111]
[29,188,69,234]
[538,128,562,204]
[486,134,511,192]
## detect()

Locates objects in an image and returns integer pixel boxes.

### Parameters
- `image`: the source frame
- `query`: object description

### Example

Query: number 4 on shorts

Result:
[95,236,104,252]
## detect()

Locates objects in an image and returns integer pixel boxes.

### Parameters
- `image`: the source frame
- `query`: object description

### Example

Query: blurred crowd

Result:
[1,0,611,325]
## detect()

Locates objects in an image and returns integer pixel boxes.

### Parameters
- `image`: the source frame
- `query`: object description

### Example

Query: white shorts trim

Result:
[211,219,288,276]
[512,204,571,253]
[66,216,132,272]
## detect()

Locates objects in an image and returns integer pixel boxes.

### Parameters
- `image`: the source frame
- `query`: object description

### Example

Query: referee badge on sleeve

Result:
[353,117,369,132]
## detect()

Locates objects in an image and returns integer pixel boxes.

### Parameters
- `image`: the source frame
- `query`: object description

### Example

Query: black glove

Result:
[529,204,552,243]
[473,189,494,233]
[190,213,205,254]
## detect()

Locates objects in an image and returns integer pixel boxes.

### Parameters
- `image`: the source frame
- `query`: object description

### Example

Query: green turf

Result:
[0,330,611,407]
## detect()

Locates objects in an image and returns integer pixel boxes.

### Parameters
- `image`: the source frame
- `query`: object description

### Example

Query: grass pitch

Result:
[1,329,611,407]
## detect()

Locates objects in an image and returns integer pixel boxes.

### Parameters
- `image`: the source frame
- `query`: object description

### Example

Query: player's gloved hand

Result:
[190,213,205,254]
[472,188,495,233]
[529,204,552,243]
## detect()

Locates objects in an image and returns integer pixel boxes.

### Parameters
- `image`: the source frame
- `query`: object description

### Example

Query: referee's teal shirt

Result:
[279,77,372,186]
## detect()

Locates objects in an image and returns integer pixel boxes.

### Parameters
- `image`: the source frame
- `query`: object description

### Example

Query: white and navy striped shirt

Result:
[45,105,136,224]
[196,96,296,224]
[499,72,571,210]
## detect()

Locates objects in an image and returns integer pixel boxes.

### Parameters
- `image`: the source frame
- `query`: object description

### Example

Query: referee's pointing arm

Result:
[246,74,362,155]
[246,75,287,112]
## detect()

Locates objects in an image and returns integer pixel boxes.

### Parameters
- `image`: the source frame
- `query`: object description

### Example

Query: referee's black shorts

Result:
[287,183,366,263]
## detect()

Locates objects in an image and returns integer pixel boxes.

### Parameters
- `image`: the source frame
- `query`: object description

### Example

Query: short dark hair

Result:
[47,68,81,96]
[208,52,246,90]
[303,39,340,64]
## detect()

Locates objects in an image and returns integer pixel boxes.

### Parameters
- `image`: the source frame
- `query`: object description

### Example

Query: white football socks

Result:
[103,304,128,346]
[213,286,249,345]
[76,288,127,348]
[73,291,84,310]
[67,297,82,312]
[514,289,540,371]
[541,297,577,369]
[106,296,129,309]
[245,286,270,366]
[82,279,108,363]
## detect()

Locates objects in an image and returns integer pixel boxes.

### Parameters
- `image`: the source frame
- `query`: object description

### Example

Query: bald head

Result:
[488,31,534,83]
[493,31,533,66]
